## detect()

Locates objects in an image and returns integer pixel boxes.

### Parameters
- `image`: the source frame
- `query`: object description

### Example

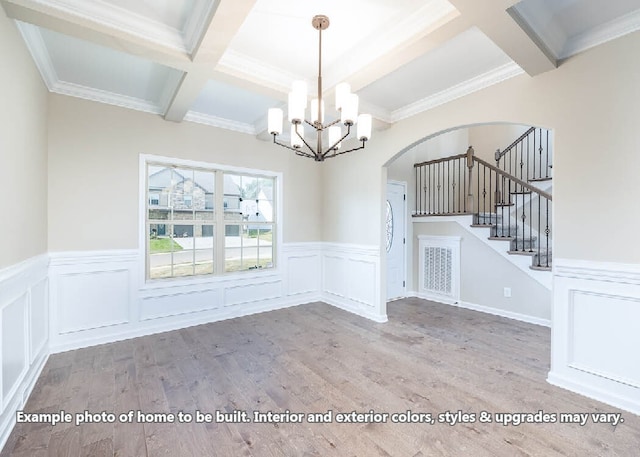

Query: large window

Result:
[145,159,277,281]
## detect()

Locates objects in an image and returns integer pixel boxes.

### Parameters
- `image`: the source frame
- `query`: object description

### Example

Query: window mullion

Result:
[215,170,225,275]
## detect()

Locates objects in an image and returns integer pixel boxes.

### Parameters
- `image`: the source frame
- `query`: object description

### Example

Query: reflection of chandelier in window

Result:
[385,200,393,252]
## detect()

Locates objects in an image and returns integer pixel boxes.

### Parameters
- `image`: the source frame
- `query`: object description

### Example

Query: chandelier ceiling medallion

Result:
[267,15,372,162]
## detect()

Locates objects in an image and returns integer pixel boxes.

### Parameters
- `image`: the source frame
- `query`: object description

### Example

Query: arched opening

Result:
[383,122,553,328]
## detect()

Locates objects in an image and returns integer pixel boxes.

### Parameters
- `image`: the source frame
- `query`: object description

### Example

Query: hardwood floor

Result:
[2,299,638,456]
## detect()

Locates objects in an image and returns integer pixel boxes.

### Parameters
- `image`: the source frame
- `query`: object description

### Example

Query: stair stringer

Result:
[415,215,551,290]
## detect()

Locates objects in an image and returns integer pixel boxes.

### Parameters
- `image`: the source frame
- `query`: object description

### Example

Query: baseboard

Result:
[50,294,316,354]
[408,291,551,327]
[0,351,48,452]
[322,292,388,323]
[547,371,640,416]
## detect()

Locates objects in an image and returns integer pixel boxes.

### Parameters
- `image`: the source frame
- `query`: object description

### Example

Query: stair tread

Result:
[508,250,537,256]
[495,203,515,207]
[529,177,552,182]
[530,265,552,271]
[510,191,532,195]
[489,236,515,241]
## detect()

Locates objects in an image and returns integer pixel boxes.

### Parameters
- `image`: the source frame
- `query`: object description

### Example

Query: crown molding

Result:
[560,9,640,59]
[184,111,257,135]
[217,50,298,95]
[391,62,524,122]
[53,80,163,114]
[32,0,188,53]
[15,21,58,89]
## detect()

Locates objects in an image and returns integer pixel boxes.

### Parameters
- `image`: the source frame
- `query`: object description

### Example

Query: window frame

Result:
[139,154,283,288]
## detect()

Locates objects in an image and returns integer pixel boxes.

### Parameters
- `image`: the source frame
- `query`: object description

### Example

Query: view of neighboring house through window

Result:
[224,174,275,272]
[146,160,276,280]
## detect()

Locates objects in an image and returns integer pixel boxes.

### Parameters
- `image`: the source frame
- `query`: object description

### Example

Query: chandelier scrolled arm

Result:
[267,15,372,162]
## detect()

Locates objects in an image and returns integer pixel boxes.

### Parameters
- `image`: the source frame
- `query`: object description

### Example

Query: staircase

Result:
[412,127,553,283]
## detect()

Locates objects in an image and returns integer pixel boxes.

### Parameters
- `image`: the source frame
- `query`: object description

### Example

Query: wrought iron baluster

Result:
[539,128,543,181]
[546,129,550,178]
[545,199,550,268]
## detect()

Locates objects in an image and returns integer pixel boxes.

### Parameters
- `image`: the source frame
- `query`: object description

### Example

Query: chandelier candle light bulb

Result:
[268,15,372,161]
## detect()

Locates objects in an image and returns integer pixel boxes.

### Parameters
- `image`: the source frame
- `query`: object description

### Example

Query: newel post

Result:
[494,148,502,204]
[466,146,475,214]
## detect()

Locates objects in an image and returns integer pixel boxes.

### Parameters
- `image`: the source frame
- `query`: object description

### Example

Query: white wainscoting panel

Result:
[0,254,49,452]
[57,269,131,334]
[49,244,325,353]
[321,243,386,323]
[549,259,640,415]
[284,244,322,297]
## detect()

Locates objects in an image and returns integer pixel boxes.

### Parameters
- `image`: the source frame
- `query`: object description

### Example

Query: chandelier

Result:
[267,15,372,162]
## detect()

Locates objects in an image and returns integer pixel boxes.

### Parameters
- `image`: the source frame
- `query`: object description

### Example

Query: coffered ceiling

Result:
[3,0,639,136]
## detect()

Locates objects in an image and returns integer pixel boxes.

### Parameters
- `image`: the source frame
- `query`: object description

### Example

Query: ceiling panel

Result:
[35,25,183,111]
[512,0,640,58]
[226,0,456,84]
[358,27,514,112]
[189,80,280,125]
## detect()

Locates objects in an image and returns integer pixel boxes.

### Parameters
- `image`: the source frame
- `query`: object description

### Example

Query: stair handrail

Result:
[413,153,466,168]
[473,156,552,201]
[494,126,535,162]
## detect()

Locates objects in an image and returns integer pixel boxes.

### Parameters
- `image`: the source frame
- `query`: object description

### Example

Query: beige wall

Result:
[324,31,640,264]
[47,95,322,251]
[468,124,530,162]
[413,221,550,320]
[0,13,49,269]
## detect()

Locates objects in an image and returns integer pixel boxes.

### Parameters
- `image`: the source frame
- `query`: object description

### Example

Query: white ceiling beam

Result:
[448,0,557,76]
[164,0,258,122]
[348,12,469,93]
[0,0,192,70]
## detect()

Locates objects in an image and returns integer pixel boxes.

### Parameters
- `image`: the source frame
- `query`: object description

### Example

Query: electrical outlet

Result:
[504,287,512,298]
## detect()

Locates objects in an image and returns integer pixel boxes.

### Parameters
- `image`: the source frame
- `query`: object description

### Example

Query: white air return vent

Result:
[418,235,461,303]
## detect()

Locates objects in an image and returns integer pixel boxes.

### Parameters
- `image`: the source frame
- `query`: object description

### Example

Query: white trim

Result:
[184,111,257,135]
[32,0,189,53]
[0,254,50,452]
[553,258,640,285]
[320,243,385,322]
[51,80,164,115]
[561,9,640,59]
[386,180,408,300]
[138,153,284,289]
[550,258,640,415]
[15,22,58,90]
[547,372,640,416]
[217,50,297,95]
[408,291,551,327]
[392,62,524,122]
[182,0,220,54]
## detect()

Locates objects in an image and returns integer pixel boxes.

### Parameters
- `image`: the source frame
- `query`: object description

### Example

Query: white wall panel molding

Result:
[320,243,386,323]
[0,254,49,452]
[549,259,640,415]
[49,244,325,353]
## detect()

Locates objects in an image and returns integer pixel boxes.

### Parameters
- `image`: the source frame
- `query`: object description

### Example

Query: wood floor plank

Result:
[2,299,639,456]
